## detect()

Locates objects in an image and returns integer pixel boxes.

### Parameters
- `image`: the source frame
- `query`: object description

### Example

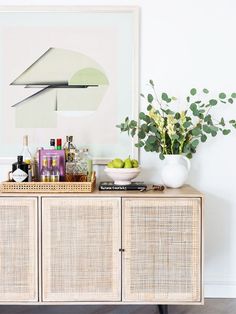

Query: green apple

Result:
[132,159,139,168]
[107,161,114,168]
[124,157,132,168]
[112,158,124,168]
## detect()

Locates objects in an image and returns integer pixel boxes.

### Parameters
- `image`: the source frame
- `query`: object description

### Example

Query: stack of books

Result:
[99,181,147,191]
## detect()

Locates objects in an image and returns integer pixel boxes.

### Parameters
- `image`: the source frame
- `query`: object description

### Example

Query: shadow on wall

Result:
[186,157,201,187]
[204,192,232,278]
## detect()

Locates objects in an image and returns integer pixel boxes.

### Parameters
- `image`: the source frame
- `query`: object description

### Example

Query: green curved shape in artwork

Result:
[69,68,109,86]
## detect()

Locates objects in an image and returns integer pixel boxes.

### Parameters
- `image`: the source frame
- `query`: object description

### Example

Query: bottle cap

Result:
[56,138,62,146]
[17,155,23,163]
[50,139,55,146]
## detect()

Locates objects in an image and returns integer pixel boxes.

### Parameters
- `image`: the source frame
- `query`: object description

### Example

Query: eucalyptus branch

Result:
[117,83,236,159]
[149,82,164,110]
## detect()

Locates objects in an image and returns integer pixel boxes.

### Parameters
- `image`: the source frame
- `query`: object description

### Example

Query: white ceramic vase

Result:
[161,154,191,188]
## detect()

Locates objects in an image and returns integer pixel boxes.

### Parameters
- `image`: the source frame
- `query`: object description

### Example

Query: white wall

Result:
[1,0,236,298]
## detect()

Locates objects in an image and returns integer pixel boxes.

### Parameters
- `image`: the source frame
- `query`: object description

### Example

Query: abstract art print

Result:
[11,47,109,128]
[0,6,139,164]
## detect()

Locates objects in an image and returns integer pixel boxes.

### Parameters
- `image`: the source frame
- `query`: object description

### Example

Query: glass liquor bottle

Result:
[21,135,34,181]
[33,147,43,182]
[56,138,62,150]
[63,136,76,162]
[50,156,60,182]
[83,148,93,182]
[11,155,29,182]
[50,139,55,149]
[21,135,32,164]
[65,161,75,182]
[40,156,50,182]
[72,151,81,182]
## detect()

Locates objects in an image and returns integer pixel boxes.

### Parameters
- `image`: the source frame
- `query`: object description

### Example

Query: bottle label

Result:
[12,168,28,182]
[50,175,60,182]
[41,175,50,182]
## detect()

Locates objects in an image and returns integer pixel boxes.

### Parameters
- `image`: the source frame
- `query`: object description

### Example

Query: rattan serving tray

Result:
[0,173,96,193]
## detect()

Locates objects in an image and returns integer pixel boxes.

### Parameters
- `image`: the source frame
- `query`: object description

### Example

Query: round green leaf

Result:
[147,93,154,103]
[175,112,181,119]
[183,121,192,128]
[219,93,226,99]
[138,130,146,139]
[135,140,144,148]
[228,98,233,104]
[149,79,154,87]
[191,139,199,148]
[186,153,193,159]
[209,99,217,106]
[223,129,231,135]
[159,153,165,160]
[139,112,146,120]
[192,127,202,136]
[203,125,211,133]
[203,88,209,94]
[204,114,213,124]
[190,103,197,112]
[201,134,207,142]
[147,135,157,144]
[209,125,218,132]
[150,125,158,134]
[130,120,137,128]
[190,88,197,96]
[231,93,236,98]
[161,92,169,101]
[131,128,137,137]
[141,123,149,132]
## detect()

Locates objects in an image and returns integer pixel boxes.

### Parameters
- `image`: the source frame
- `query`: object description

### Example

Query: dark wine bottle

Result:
[12,155,29,182]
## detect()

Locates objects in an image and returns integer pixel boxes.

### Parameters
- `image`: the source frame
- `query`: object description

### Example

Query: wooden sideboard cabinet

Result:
[0,197,38,302]
[42,197,121,302]
[0,185,203,305]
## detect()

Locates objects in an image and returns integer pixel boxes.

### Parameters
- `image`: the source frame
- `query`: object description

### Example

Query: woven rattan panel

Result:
[122,197,201,303]
[0,197,38,302]
[42,197,121,301]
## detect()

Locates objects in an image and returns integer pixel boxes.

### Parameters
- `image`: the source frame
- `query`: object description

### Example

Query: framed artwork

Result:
[0,6,139,164]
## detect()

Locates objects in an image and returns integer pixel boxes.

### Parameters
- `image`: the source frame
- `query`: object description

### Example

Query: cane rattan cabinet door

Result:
[122,197,202,303]
[0,197,38,302]
[42,197,121,302]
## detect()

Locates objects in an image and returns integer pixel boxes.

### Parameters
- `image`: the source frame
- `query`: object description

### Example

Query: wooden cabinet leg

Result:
[158,305,168,314]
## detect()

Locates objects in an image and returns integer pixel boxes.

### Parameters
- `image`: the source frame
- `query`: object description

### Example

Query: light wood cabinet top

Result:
[0,184,202,198]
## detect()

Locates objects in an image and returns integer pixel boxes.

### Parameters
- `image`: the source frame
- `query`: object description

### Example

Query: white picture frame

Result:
[0,5,139,165]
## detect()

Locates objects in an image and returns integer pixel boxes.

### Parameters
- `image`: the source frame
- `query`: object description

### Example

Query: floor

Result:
[0,299,236,314]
